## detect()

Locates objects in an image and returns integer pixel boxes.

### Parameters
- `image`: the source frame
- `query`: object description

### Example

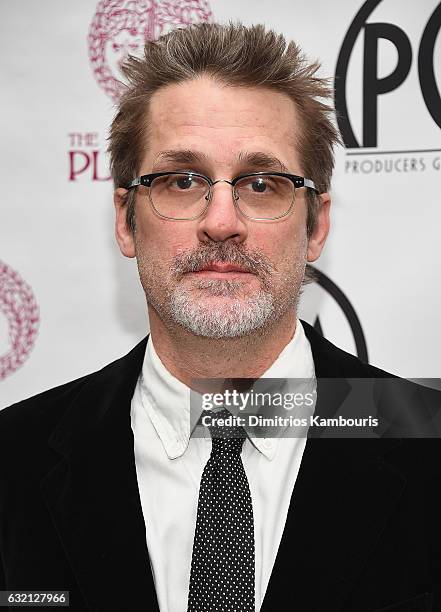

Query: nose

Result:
[196,180,248,243]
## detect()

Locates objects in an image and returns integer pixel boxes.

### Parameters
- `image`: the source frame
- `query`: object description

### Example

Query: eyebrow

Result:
[237,151,289,173]
[153,149,208,167]
[152,149,290,173]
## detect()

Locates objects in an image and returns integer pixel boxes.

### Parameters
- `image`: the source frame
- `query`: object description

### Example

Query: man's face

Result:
[115,76,329,338]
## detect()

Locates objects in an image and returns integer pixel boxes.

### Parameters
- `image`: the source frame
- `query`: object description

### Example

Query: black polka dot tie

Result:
[187,409,255,612]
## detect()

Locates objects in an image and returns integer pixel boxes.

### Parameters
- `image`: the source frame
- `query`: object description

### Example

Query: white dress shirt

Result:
[130,319,316,612]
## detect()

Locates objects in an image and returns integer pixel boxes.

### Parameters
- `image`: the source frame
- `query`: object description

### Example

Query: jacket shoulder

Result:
[0,337,145,442]
[0,373,94,444]
[300,319,396,378]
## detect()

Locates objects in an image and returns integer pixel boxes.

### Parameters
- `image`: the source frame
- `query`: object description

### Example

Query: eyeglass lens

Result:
[149,173,295,220]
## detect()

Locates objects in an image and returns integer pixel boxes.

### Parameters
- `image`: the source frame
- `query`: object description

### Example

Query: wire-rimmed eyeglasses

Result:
[127,171,318,221]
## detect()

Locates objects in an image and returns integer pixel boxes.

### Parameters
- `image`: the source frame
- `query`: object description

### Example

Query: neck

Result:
[147,305,297,388]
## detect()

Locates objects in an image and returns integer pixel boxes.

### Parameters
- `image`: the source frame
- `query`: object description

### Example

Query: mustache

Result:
[171,242,275,278]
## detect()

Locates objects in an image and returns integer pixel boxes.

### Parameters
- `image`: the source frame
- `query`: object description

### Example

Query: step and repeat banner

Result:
[1,0,440,408]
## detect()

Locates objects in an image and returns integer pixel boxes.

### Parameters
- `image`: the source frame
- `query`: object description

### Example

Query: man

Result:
[0,22,440,612]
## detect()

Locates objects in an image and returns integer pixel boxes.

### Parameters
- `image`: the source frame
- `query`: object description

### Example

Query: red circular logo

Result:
[0,261,40,380]
[88,0,212,101]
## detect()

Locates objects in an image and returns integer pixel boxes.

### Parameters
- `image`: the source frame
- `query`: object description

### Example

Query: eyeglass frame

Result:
[127,171,319,221]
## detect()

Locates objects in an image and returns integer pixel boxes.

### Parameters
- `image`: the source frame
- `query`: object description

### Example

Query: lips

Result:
[196,262,251,273]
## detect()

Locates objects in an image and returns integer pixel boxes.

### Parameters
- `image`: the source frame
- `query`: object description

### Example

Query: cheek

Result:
[165,225,200,260]
[137,214,196,263]
[251,224,307,262]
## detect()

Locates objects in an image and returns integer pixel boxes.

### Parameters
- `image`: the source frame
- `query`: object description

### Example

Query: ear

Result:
[114,188,136,258]
[307,192,331,262]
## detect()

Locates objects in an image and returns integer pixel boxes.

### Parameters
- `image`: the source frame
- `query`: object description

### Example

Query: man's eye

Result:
[175,176,194,190]
[251,179,268,193]
[240,178,273,193]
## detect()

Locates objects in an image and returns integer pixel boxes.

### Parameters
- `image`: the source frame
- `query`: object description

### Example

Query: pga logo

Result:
[335,0,441,148]
[300,267,368,363]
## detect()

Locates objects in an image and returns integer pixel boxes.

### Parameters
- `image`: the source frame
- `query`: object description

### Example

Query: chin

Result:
[169,289,276,339]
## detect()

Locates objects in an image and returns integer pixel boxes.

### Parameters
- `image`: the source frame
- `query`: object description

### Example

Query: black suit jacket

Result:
[0,321,440,611]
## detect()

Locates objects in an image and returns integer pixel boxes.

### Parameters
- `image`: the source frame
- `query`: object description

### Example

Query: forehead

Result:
[143,76,303,172]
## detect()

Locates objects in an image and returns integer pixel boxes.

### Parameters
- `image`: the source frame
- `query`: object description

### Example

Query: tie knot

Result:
[202,409,246,455]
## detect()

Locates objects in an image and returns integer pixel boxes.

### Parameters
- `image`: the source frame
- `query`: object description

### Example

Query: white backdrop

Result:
[1,0,440,409]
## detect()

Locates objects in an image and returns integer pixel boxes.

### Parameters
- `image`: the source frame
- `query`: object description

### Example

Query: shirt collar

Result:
[139,319,315,460]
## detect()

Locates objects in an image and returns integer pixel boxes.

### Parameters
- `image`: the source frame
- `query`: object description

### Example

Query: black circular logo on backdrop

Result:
[335,0,441,148]
[309,267,369,363]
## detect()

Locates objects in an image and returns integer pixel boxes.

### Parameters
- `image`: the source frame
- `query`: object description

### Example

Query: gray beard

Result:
[136,240,305,340]
[169,279,275,338]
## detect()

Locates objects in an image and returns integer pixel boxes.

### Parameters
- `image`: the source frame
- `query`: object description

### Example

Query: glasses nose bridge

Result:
[211,178,234,187]
[206,178,237,205]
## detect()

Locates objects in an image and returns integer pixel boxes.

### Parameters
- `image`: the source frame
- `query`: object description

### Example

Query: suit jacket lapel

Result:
[261,322,406,611]
[40,338,159,612]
